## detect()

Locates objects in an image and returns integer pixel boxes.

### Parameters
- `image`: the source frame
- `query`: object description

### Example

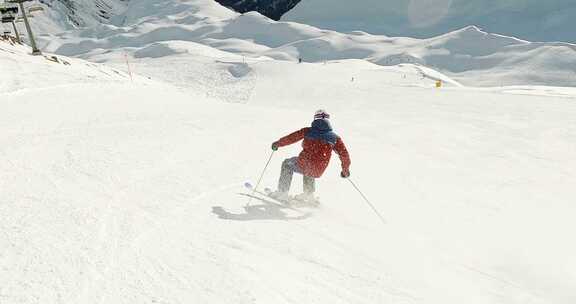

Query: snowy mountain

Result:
[283,0,576,43]
[37,0,129,27]
[31,0,298,28]
[35,0,576,87]
[214,0,301,20]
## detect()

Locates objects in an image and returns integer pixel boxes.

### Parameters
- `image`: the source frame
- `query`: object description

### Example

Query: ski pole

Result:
[347,178,386,224]
[247,150,275,206]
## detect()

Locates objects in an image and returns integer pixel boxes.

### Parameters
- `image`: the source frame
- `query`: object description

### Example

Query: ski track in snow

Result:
[1,77,574,303]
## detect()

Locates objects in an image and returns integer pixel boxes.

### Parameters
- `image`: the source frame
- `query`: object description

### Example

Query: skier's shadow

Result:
[212,194,311,221]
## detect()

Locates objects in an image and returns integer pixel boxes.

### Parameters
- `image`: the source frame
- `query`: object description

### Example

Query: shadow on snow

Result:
[211,193,312,221]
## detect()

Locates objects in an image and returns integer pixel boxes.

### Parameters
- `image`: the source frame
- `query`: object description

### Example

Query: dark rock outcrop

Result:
[214,0,301,21]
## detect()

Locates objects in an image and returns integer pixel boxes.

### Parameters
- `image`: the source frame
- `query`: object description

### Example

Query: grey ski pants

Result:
[278,157,315,194]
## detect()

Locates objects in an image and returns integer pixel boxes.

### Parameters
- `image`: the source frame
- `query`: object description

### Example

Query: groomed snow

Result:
[0,40,147,93]
[2,30,576,304]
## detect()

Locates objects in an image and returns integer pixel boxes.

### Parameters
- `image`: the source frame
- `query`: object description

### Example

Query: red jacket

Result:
[276,119,351,178]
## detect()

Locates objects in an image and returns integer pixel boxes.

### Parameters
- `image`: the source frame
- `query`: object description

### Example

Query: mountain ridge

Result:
[36,1,576,87]
[283,0,576,43]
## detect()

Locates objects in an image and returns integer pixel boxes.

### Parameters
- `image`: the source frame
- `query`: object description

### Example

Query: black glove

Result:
[340,169,350,178]
[271,142,279,151]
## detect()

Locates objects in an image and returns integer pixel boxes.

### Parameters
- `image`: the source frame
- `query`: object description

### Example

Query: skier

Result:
[270,109,351,203]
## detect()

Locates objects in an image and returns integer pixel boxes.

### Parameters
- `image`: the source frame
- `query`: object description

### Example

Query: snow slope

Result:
[2,35,576,304]
[35,0,576,87]
[34,0,129,29]
[84,39,461,103]
[0,39,140,93]
[0,0,129,37]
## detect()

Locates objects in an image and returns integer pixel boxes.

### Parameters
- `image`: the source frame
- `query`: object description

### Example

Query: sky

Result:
[283,0,576,43]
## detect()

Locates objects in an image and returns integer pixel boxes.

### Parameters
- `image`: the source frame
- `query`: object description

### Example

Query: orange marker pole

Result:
[124,52,133,82]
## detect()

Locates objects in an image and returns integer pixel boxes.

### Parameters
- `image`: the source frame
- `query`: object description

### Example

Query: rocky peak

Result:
[214,0,301,20]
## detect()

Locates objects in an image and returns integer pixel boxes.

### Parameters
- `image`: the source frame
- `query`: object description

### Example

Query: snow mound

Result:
[131,40,238,59]
[418,26,576,86]
[227,62,252,78]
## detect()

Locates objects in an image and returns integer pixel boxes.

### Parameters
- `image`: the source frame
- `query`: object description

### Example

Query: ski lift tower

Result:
[0,2,20,43]
[6,0,40,55]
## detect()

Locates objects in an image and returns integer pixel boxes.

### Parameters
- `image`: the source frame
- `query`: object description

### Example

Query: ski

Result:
[244,182,320,208]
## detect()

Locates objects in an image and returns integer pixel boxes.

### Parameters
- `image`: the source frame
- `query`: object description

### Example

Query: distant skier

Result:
[270,110,351,203]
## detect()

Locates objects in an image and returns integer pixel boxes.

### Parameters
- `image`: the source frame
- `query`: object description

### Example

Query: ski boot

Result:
[292,193,320,207]
[268,190,292,203]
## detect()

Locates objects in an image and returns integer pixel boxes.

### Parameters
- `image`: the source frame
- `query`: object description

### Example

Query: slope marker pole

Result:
[124,52,133,82]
